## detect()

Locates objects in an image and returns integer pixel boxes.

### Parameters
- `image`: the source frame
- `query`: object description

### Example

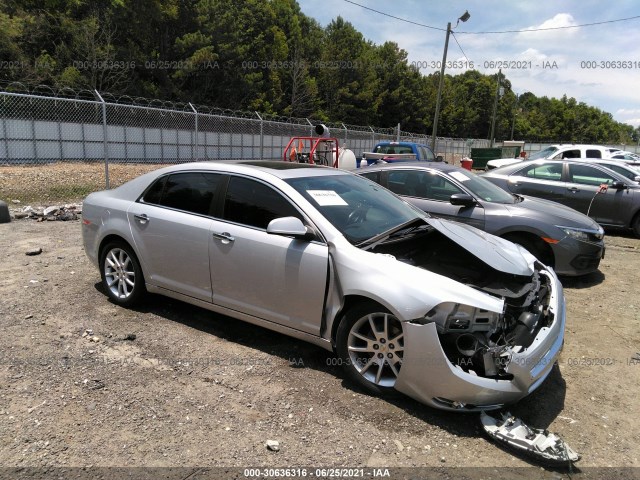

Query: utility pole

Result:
[489,69,502,148]
[431,11,470,153]
[510,93,519,141]
[430,22,451,153]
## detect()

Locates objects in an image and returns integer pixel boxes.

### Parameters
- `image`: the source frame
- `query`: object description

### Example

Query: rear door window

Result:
[516,163,563,181]
[142,172,222,216]
[585,149,603,158]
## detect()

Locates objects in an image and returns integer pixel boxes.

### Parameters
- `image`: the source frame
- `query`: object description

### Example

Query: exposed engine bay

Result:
[369,229,554,379]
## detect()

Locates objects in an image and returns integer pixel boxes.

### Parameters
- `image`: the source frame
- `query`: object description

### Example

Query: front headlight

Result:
[557,226,603,242]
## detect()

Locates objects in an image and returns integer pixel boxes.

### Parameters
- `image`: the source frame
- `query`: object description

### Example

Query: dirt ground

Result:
[0,218,639,478]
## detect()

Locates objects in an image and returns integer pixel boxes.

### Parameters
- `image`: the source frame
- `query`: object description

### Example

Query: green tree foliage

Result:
[0,0,634,143]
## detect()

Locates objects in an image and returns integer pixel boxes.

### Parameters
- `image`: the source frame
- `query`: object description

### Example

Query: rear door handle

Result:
[134,213,149,223]
[212,231,235,243]
[567,187,580,193]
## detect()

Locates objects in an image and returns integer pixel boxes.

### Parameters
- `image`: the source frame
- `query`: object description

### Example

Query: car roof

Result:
[375,141,429,147]
[155,160,349,180]
[565,158,634,166]
[355,162,462,174]
[547,144,615,149]
[486,158,630,178]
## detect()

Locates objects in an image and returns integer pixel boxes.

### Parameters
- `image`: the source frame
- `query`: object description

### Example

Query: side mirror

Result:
[611,180,627,190]
[450,193,476,207]
[267,217,313,239]
[633,176,640,183]
[436,155,444,162]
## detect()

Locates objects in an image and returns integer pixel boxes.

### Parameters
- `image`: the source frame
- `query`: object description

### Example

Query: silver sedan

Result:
[82,161,566,411]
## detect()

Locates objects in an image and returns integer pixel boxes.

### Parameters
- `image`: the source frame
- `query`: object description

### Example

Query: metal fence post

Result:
[306,118,313,136]
[255,111,263,160]
[94,90,109,189]
[189,103,198,161]
[396,123,400,142]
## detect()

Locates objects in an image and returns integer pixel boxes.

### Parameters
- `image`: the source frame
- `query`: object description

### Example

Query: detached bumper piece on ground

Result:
[481,411,580,466]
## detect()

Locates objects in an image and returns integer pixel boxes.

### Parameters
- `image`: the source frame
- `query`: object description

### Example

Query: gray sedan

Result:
[482,159,640,237]
[356,163,605,276]
[83,161,565,411]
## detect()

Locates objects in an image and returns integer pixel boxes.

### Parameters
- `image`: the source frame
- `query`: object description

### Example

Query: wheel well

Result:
[501,231,555,266]
[330,295,388,346]
[98,234,132,259]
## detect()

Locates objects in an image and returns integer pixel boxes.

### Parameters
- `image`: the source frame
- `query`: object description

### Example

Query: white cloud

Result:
[526,13,578,31]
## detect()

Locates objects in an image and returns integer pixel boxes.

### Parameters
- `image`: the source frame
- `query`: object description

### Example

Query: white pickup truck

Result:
[486,144,621,170]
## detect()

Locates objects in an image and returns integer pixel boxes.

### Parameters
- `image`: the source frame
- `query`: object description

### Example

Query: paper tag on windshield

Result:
[307,190,348,206]
[449,171,470,182]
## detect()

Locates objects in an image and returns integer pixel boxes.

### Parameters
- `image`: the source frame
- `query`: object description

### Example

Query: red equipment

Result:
[283,137,340,168]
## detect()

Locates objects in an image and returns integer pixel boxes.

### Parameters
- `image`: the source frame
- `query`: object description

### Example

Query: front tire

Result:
[99,241,145,307]
[336,303,404,395]
[632,213,640,238]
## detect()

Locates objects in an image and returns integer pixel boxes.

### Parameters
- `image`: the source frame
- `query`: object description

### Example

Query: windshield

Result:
[450,169,516,203]
[286,174,420,244]
[529,146,558,160]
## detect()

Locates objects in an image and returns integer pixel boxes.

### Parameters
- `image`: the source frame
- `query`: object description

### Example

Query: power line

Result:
[342,0,445,31]
[342,0,640,34]
[461,16,640,34]
[450,32,469,63]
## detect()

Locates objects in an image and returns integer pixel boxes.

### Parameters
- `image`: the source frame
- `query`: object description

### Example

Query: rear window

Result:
[373,144,414,155]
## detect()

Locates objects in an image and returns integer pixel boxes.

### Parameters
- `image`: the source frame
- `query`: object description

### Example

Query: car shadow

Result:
[94,283,572,469]
[560,270,605,289]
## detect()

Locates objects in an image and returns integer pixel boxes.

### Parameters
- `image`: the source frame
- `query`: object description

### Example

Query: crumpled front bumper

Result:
[394,269,565,411]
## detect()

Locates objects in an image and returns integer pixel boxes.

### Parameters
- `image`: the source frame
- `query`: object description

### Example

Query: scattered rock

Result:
[266,440,280,452]
[10,203,82,222]
[12,199,21,204]
[24,314,33,320]
[116,333,137,341]
[25,247,43,256]
[43,206,60,216]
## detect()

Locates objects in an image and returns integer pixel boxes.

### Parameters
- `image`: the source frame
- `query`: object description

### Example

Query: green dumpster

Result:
[470,148,502,169]
[470,147,521,169]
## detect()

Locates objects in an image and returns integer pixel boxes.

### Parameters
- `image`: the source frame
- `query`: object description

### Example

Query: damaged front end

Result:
[368,220,565,410]
[425,267,553,382]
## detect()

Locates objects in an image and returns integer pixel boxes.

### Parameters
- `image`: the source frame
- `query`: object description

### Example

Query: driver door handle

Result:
[567,187,580,193]
[212,231,235,243]
[134,213,149,223]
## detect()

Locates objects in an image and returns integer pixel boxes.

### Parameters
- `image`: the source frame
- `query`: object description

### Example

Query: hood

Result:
[425,217,535,276]
[505,195,602,230]
[487,158,523,168]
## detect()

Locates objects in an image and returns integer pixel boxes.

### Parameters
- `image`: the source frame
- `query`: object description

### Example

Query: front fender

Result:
[329,244,504,322]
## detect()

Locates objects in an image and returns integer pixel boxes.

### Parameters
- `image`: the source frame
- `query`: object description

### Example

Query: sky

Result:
[297,0,640,129]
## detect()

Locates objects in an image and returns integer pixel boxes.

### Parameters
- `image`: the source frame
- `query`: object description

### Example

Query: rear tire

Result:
[99,241,146,307]
[336,303,404,395]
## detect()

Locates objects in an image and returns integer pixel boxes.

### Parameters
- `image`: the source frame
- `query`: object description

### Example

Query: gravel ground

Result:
[0,219,639,479]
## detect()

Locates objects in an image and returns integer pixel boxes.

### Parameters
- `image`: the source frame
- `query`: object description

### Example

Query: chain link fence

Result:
[0,83,488,205]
